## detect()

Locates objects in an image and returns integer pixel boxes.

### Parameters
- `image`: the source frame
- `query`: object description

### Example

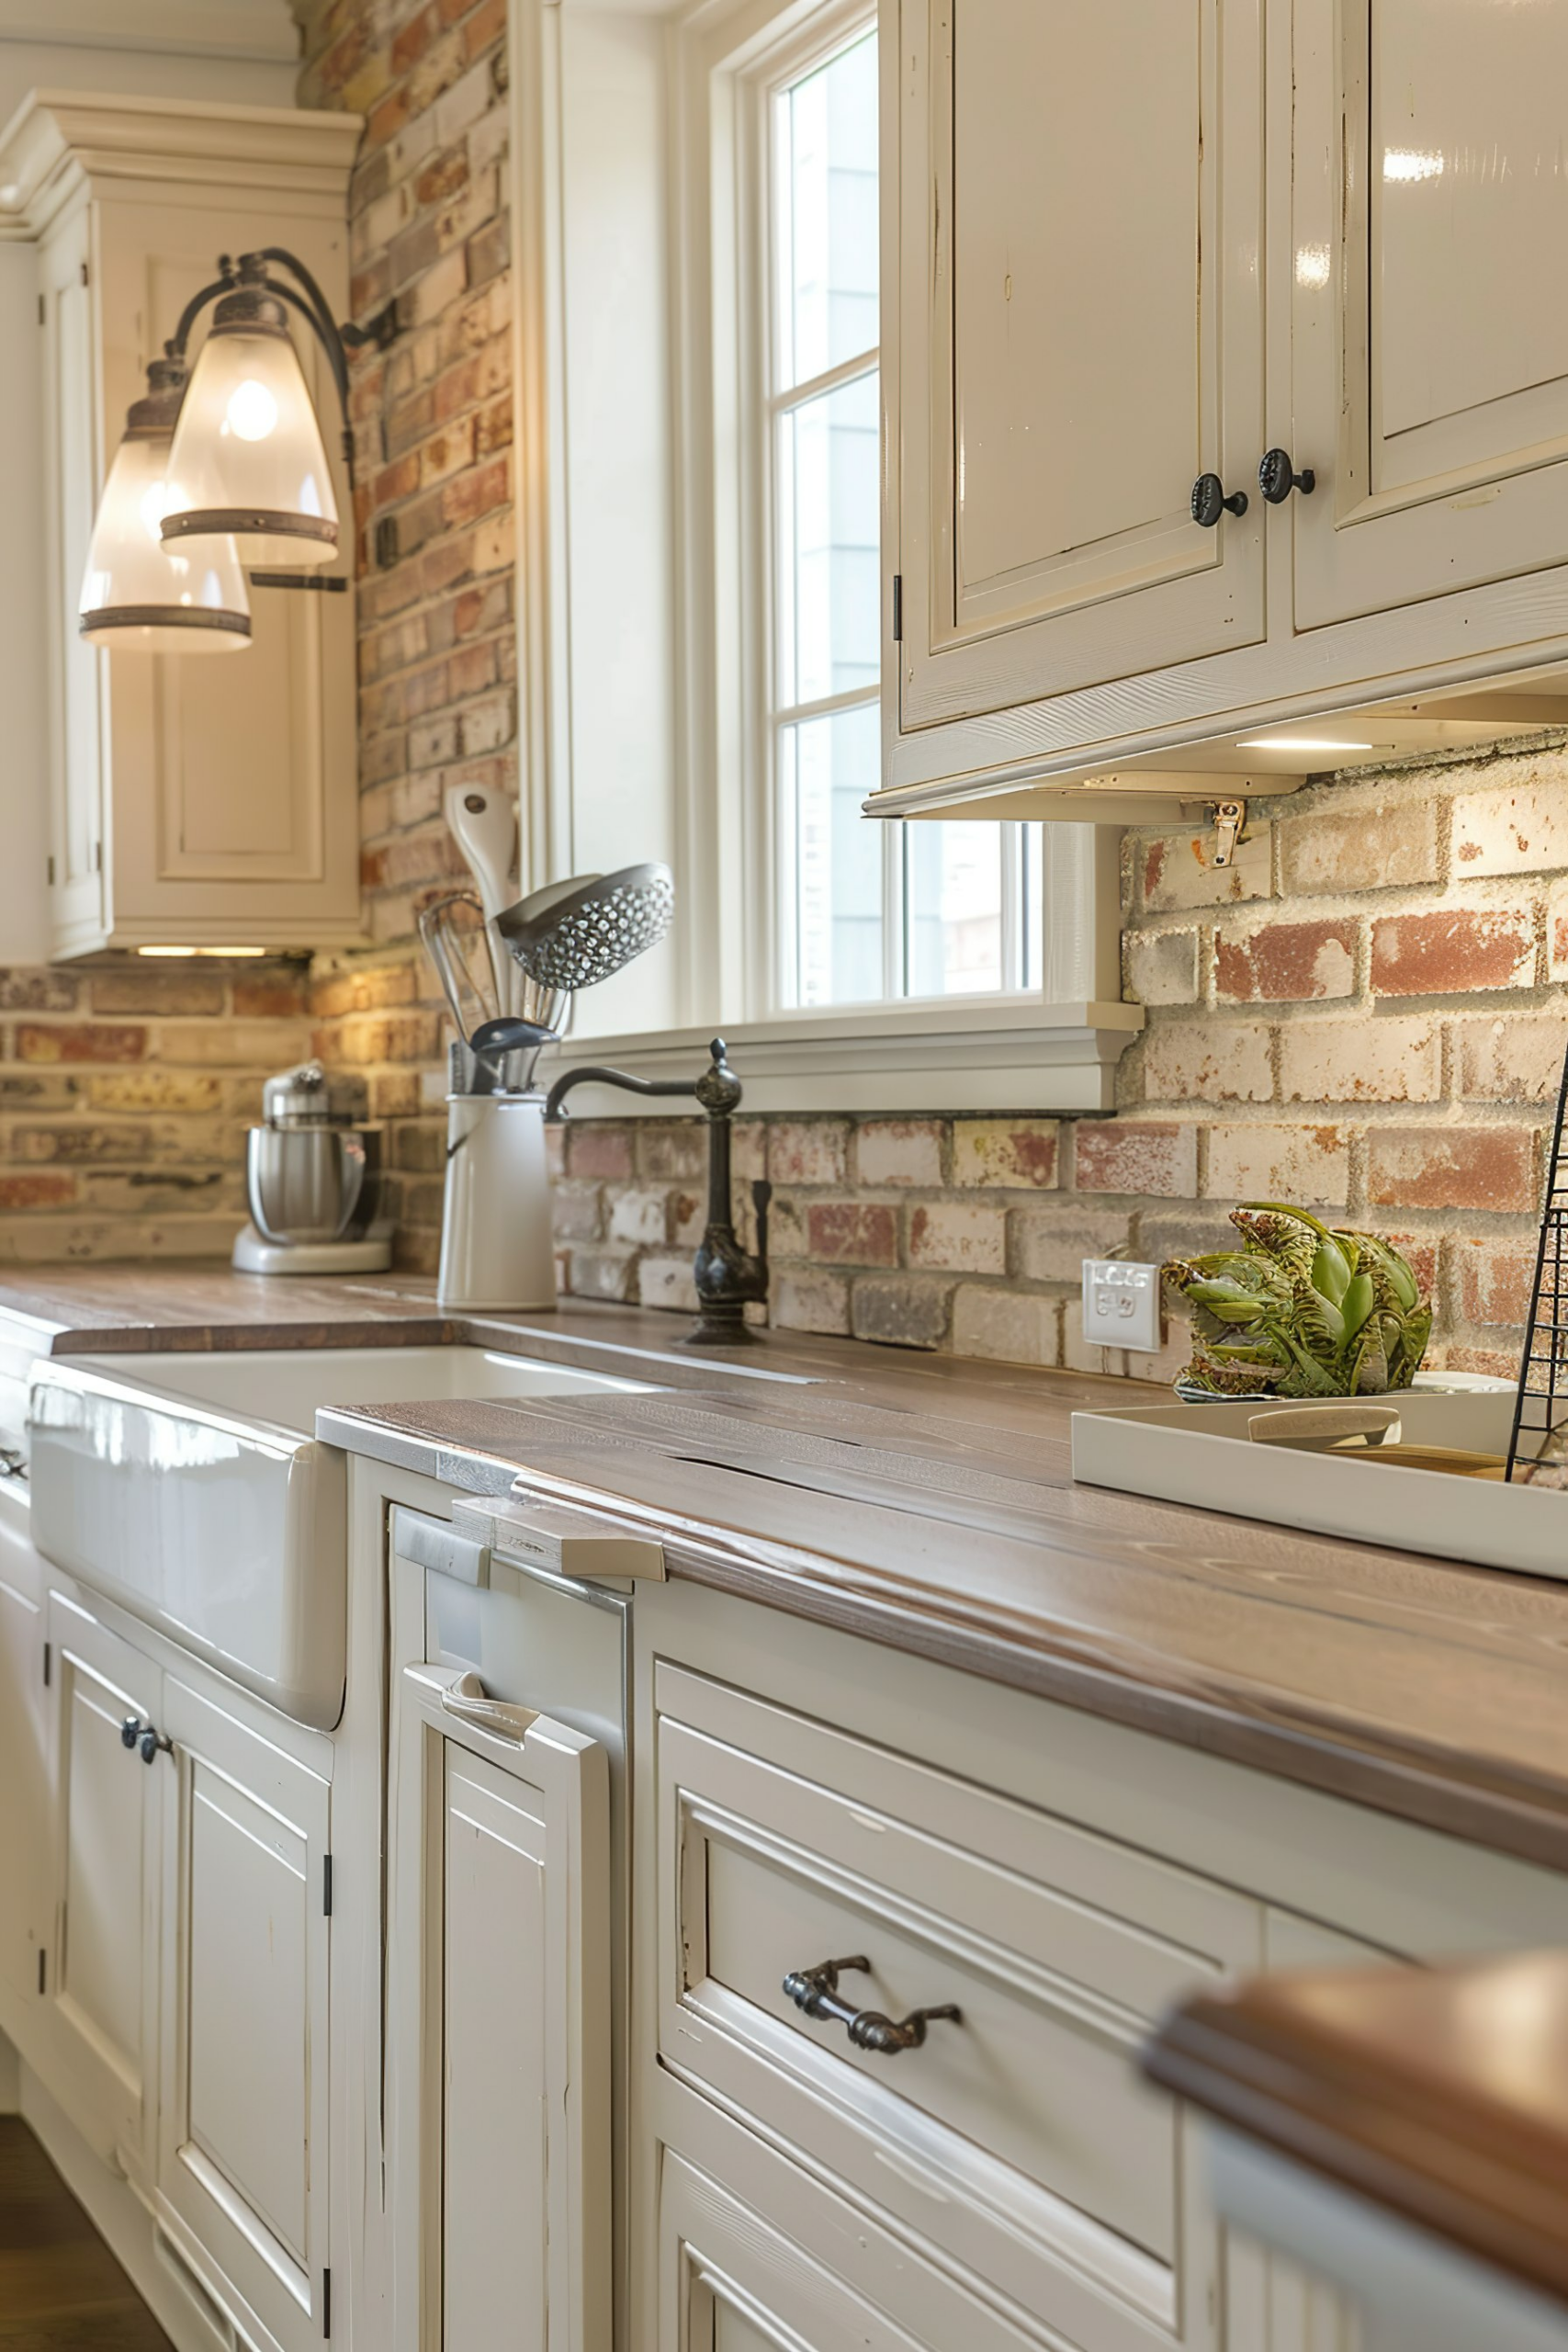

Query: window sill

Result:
[536,1001,1142,1116]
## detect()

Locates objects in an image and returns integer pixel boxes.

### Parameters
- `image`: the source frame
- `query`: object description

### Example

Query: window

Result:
[506,0,1134,1112]
[764,24,1043,1012]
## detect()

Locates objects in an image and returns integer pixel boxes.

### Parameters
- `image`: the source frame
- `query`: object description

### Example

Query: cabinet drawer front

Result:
[660,2123,1047,2352]
[658,1665,1258,2344]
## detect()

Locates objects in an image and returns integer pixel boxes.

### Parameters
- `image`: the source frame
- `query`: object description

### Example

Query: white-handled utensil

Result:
[444,781,518,1008]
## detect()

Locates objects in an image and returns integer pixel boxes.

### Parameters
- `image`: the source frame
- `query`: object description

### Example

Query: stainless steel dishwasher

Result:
[384,1498,642,2352]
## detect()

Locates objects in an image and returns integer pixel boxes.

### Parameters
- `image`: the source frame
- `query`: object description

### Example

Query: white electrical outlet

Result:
[1081,1258,1163,1354]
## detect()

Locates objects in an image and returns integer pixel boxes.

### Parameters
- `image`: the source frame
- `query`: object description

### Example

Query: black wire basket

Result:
[1506,1035,1568,1487]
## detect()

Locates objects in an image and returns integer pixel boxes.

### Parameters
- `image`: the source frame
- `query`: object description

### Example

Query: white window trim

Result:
[505,0,1140,1114]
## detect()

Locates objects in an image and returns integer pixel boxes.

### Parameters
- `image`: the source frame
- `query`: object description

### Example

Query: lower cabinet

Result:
[155,1672,332,2351]
[30,1582,332,2352]
[46,1591,164,2179]
[386,1660,611,2352]
[0,1495,51,2015]
[657,2122,1045,2352]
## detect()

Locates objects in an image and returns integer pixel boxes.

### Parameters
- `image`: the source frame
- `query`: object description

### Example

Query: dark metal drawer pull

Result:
[782,1954,961,2056]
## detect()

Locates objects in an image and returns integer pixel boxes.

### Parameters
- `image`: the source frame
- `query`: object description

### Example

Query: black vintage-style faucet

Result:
[544,1039,772,1345]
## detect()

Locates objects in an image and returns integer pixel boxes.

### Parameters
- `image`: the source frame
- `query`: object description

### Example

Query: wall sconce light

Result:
[80,246,392,648]
[79,357,251,651]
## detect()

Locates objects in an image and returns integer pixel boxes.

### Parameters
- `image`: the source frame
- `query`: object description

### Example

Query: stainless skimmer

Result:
[495,862,675,993]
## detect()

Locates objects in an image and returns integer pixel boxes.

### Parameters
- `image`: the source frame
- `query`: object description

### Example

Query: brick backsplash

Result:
[0,962,313,1264]
[2,0,1565,1393]
[536,747,1568,1380]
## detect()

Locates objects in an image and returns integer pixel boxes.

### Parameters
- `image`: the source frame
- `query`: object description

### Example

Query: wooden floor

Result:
[0,2118,172,2347]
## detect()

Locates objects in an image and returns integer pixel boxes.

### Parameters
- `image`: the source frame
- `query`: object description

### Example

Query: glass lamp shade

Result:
[163,320,340,567]
[79,429,251,653]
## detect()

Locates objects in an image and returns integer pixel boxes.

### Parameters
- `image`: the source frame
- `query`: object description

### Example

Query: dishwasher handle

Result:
[439,1668,538,1746]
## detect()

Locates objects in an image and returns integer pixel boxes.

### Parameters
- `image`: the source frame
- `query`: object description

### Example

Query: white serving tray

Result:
[1071,1386,1566,1580]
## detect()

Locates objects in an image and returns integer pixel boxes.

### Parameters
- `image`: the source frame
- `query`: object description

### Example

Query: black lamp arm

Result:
[165,263,239,364]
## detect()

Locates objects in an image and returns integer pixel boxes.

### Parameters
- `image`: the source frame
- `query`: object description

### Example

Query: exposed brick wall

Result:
[0,962,313,1265]
[296,0,518,1271]
[553,746,1568,1376]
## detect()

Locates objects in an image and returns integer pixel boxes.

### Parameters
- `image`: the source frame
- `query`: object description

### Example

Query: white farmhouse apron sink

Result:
[27,1346,654,1728]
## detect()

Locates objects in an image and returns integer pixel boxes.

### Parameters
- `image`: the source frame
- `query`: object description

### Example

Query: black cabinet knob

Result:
[1191,473,1247,527]
[1258,448,1315,503]
[121,1714,170,1763]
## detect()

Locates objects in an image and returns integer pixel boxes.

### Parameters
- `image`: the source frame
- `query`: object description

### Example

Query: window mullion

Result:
[999,823,1021,990]
[769,345,879,415]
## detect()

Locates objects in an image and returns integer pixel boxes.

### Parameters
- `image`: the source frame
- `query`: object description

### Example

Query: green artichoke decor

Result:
[1163,1204,1433,1397]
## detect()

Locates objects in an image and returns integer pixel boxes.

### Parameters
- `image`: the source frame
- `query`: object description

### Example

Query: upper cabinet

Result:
[1291,0,1568,628]
[879,0,1568,820]
[1,96,363,956]
[896,0,1265,729]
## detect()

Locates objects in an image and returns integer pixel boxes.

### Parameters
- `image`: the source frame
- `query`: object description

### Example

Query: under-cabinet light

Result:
[137,944,269,958]
[1235,737,1379,753]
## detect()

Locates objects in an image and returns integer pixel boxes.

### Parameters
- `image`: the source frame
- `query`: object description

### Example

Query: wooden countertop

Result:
[1145,1949,1568,2311]
[8,1265,1568,1873]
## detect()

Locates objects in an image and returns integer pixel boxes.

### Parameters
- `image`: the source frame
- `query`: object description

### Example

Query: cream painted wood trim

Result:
[536,1000,1141,1114]
[505,0,1125,1074]
[0,90,361,237]
[0,0,298,61]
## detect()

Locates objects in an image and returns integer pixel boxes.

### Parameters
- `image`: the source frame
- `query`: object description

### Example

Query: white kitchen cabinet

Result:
[1,93,362,956]
[386,1659,612,2352]
[0,1490,51,2020]
[1290,0,1568,630]
[44,1589,164,2183]
[879,0,1568,819]
[894,0,1265,730]
[155,1668,332,2352]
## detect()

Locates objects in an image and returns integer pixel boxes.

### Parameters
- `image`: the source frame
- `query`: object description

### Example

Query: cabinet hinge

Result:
[93,841,102,873]
[46,854,55,888]
[322,1854,333,1917]
[322,2267,331,2338]
[37,292,44,326]
[42,1641,51,1688]
[37,1950,45,1996]
[80,260,89,288]
[892,572,903,641]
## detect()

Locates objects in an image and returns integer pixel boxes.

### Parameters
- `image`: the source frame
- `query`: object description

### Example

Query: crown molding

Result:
[0,0,299,62]
[0,89,360,235]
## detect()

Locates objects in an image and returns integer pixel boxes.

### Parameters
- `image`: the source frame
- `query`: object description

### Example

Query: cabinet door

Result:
[1291,0,1568,628]
[39,203,107,954]
[0,1498,51,2018]
[93,198,358,949]
[387,1664,610,2352]
[45,1592,162,2178]
[894,0,1265,732]
[156,1671,331,2352]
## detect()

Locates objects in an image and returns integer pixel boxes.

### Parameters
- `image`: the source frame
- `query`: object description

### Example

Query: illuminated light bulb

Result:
[226,378,279,442]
